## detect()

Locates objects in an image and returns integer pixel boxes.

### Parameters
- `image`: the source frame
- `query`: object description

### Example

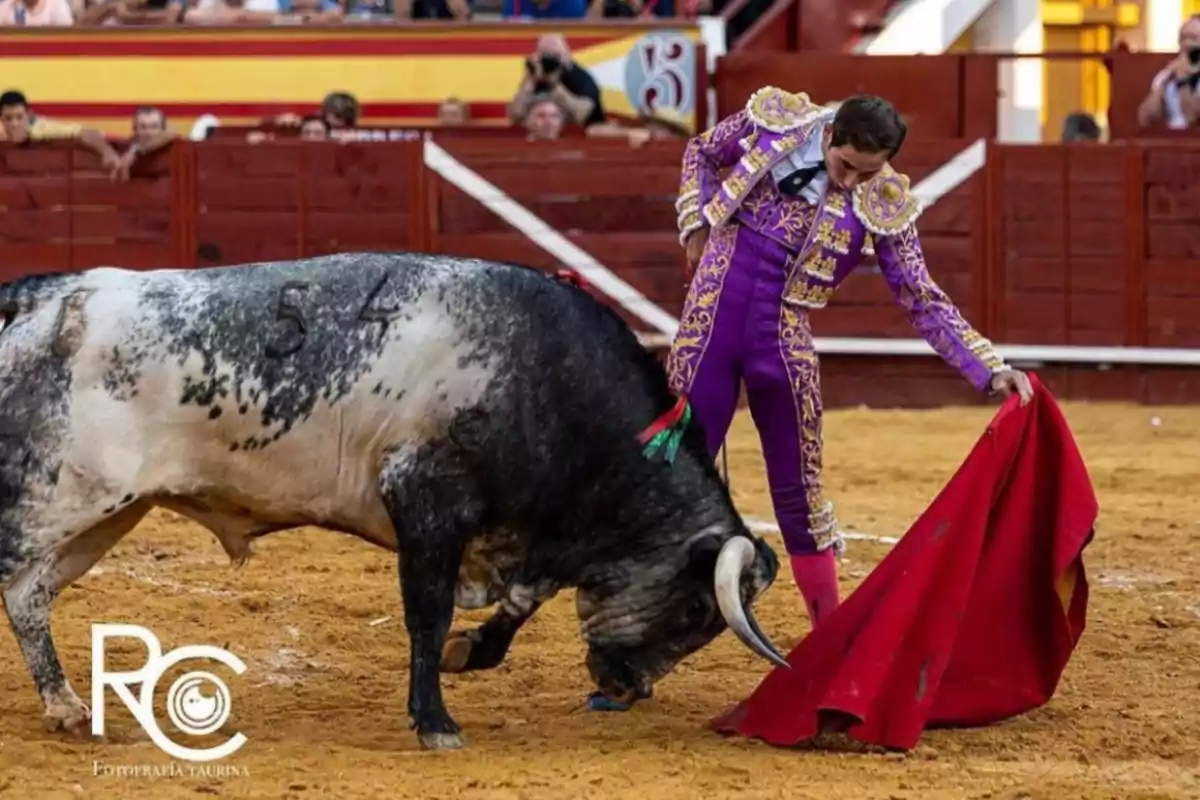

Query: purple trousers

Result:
[667,223,839,555]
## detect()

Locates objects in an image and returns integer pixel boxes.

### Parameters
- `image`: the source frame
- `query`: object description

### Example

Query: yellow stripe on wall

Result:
[3,56,528,104]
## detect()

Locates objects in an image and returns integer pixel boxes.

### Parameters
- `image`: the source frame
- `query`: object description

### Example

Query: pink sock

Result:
[789,550,841,628]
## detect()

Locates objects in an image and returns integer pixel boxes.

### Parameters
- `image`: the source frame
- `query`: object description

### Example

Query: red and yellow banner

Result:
[0,24,703,135]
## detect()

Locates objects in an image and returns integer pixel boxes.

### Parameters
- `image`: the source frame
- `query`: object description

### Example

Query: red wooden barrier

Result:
[3,137,1200,406]
[712,50,1200,143]
[205,125,592,141]
[428,138,687,332]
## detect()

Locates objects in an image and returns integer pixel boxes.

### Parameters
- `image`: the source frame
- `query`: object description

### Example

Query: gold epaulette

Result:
[851,165,922,237]
[745,86,825,134]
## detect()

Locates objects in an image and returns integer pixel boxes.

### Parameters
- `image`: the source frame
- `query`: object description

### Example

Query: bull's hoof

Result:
[440,631,479,673]
[418,731,466,750]
[44,705,95,740]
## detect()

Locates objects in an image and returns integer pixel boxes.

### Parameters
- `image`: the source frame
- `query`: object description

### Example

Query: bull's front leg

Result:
[380,446,480,751]
[442,580,558,673]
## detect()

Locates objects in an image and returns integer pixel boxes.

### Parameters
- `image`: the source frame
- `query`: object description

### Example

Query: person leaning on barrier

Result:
[247,115,331,145]
[1138,15,1200,131]
[0,89,127,180]
[522,94,566,142]
[272,91,360,132]
[110,105,181,181]
[437,98,471,126]
[584,107,692,148]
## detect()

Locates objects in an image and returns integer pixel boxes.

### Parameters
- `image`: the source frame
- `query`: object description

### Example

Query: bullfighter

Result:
[668,89,1033,630]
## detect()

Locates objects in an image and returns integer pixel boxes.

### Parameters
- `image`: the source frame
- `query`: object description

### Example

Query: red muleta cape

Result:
[711,374,1098,750]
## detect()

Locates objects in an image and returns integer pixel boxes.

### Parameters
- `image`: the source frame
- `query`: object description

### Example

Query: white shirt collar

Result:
[769,120,829,204]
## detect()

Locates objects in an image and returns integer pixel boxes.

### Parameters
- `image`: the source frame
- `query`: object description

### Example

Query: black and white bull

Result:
[0,253,786,750]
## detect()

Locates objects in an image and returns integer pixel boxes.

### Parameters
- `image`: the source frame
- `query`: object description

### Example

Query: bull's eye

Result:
[685,598,711,624]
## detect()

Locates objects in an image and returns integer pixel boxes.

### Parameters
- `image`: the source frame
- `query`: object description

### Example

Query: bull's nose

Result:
[586,666,638,705]
[603,687,638,705]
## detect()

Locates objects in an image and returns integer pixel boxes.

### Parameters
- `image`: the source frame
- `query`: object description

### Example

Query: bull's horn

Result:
[713,536,790,669]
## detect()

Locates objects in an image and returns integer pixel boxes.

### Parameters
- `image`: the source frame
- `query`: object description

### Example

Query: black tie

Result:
[778,161,825,196]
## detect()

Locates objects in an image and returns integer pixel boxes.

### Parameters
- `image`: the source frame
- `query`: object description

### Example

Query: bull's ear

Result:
[748,536,781,591]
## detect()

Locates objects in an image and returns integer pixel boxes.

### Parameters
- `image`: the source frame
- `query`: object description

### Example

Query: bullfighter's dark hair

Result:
[829,94,907,158]
[0,90,28,110]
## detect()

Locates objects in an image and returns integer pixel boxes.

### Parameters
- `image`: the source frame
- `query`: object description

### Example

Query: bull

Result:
[0,253,786,750]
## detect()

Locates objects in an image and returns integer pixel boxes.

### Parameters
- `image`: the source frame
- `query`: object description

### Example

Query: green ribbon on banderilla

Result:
[635,395,692,464]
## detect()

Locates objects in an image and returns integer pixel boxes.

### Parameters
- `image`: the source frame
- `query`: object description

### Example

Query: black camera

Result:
[539,54,562,74]
[1189,47,1200,66]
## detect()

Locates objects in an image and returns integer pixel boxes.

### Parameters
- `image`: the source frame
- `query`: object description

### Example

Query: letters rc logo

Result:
[92,624,247,762]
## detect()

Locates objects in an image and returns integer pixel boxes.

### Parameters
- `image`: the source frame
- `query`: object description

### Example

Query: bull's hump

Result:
[97,253,499,455]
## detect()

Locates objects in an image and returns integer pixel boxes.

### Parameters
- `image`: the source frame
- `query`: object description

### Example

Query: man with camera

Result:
[1138,15,1200,131]
[508,34,605,130]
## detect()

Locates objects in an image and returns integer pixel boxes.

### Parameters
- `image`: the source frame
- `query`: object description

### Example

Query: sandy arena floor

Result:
[0,401,1197,800]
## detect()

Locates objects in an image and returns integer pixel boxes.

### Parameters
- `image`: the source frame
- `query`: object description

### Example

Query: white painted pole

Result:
[858,0,997,55]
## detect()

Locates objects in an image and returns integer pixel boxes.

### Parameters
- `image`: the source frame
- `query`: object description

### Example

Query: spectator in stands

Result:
[284,0,347,19]
[111,105,180,179]
[503,0,586,18]
[1137,15,1200,131]
[1061,111,1102,142]
[107,0,185,23]
[0,90,124,178]
[299,114,330,140]
[183,0,274,23]
[187,0,342,24]
[637,110,690,140]
[508,34,604,129]
[247,115,330,144]
[437,98,470,126]
[273,91,360,133]
[341,0,382,16]
[588,0,674,18]
[523,95,565,141]
[320,91,360,129]
[131,105,168,146]
[584,108,689,147]
[0,0,73,24]
[394,0,471,18]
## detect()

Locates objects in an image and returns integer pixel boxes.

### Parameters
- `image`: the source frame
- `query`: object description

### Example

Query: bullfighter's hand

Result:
[685,227,709,271]
[990,368,1034,406]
